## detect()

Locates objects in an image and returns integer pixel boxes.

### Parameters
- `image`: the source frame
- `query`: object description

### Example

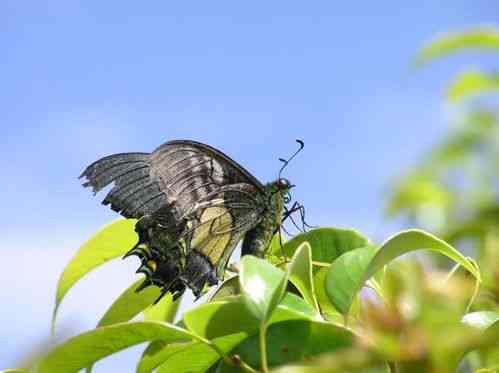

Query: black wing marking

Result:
[80,140,265,222]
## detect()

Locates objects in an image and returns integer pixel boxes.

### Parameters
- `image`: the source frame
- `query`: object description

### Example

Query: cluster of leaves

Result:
[3,219,499,372]
[388,26,499,316]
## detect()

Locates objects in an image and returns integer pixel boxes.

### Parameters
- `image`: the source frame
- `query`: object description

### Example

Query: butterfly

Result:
[80,139,305,302]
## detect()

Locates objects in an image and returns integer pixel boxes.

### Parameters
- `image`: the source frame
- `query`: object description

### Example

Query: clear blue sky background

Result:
[2,1,498,371]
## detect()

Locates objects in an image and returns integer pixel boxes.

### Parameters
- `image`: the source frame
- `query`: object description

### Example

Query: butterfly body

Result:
[81,140,294,301]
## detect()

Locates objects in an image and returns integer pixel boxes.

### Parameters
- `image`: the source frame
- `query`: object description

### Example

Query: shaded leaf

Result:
[209,276,240,301]
[216,319,354,371]
[287,242,319,310]
[280,228,370,268]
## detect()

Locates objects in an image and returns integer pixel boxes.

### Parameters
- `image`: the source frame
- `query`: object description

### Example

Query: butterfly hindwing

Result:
[181,183,265,277]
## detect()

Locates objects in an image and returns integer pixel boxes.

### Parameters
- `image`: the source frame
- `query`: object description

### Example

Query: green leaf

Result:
[462,311,499,330]
[216,319,354,371]
[325,245,377,315]
[326,229,481,314]
[143,293,182,323]
[183,298,260,339]
[209,276,240,301]
[280,227,370,268]
[269,292,322,324]
[270,350,390,373]
[313,267,343,321]
[52,219,137,332]
[415,26,499,65]
[138,334,246,373]
[239,256,288,321]
[268,232,286,256]
[183,293,319,340]
[38,321,192,373]
[97,279,162,327]
[447,69,499,102]
[0,370,29,373]
[287,242,319,311]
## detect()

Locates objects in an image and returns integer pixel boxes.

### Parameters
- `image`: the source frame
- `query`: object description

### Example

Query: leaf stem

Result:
[311,260,330,267]
[259,322,269,373]
[194,335,257,373]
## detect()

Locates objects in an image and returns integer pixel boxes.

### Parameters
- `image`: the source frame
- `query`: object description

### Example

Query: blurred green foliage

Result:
[388,26,499,318]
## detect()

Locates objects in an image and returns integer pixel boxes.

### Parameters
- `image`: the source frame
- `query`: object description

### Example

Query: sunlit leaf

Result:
[52,219,137,332]
[38,321,192,373]
[447,69,499,102]
[143,293,182,323]
[326,229,481,314]
[97,279,161,327]
[415,26,499,65]
[239,256,287,321]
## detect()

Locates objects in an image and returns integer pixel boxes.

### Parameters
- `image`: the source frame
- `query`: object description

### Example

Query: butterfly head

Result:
[271,177,294,204]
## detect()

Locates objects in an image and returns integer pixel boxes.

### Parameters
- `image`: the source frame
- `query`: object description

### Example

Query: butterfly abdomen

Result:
[241,187,284,258]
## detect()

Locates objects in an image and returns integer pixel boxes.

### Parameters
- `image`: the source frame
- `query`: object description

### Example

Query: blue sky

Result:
[1,1,498,371]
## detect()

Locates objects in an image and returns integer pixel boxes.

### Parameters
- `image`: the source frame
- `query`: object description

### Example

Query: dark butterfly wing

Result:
[80,140,265,223]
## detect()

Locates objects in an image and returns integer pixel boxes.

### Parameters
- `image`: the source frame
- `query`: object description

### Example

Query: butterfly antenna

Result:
[278,139,305,179]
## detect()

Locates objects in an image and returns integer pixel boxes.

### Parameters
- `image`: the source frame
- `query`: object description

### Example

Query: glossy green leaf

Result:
[415,26,499,65]
[38,321,192,373]
[239,256,287,321]
[216,319,354,371]
[52,219,137,332]
[326,229,481,314]
[138,334,246,373]
[183,293,319,340]
[447,69,499,102]
[280,228,370,267]
[97,279,162,327]
[287,242,319,310]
